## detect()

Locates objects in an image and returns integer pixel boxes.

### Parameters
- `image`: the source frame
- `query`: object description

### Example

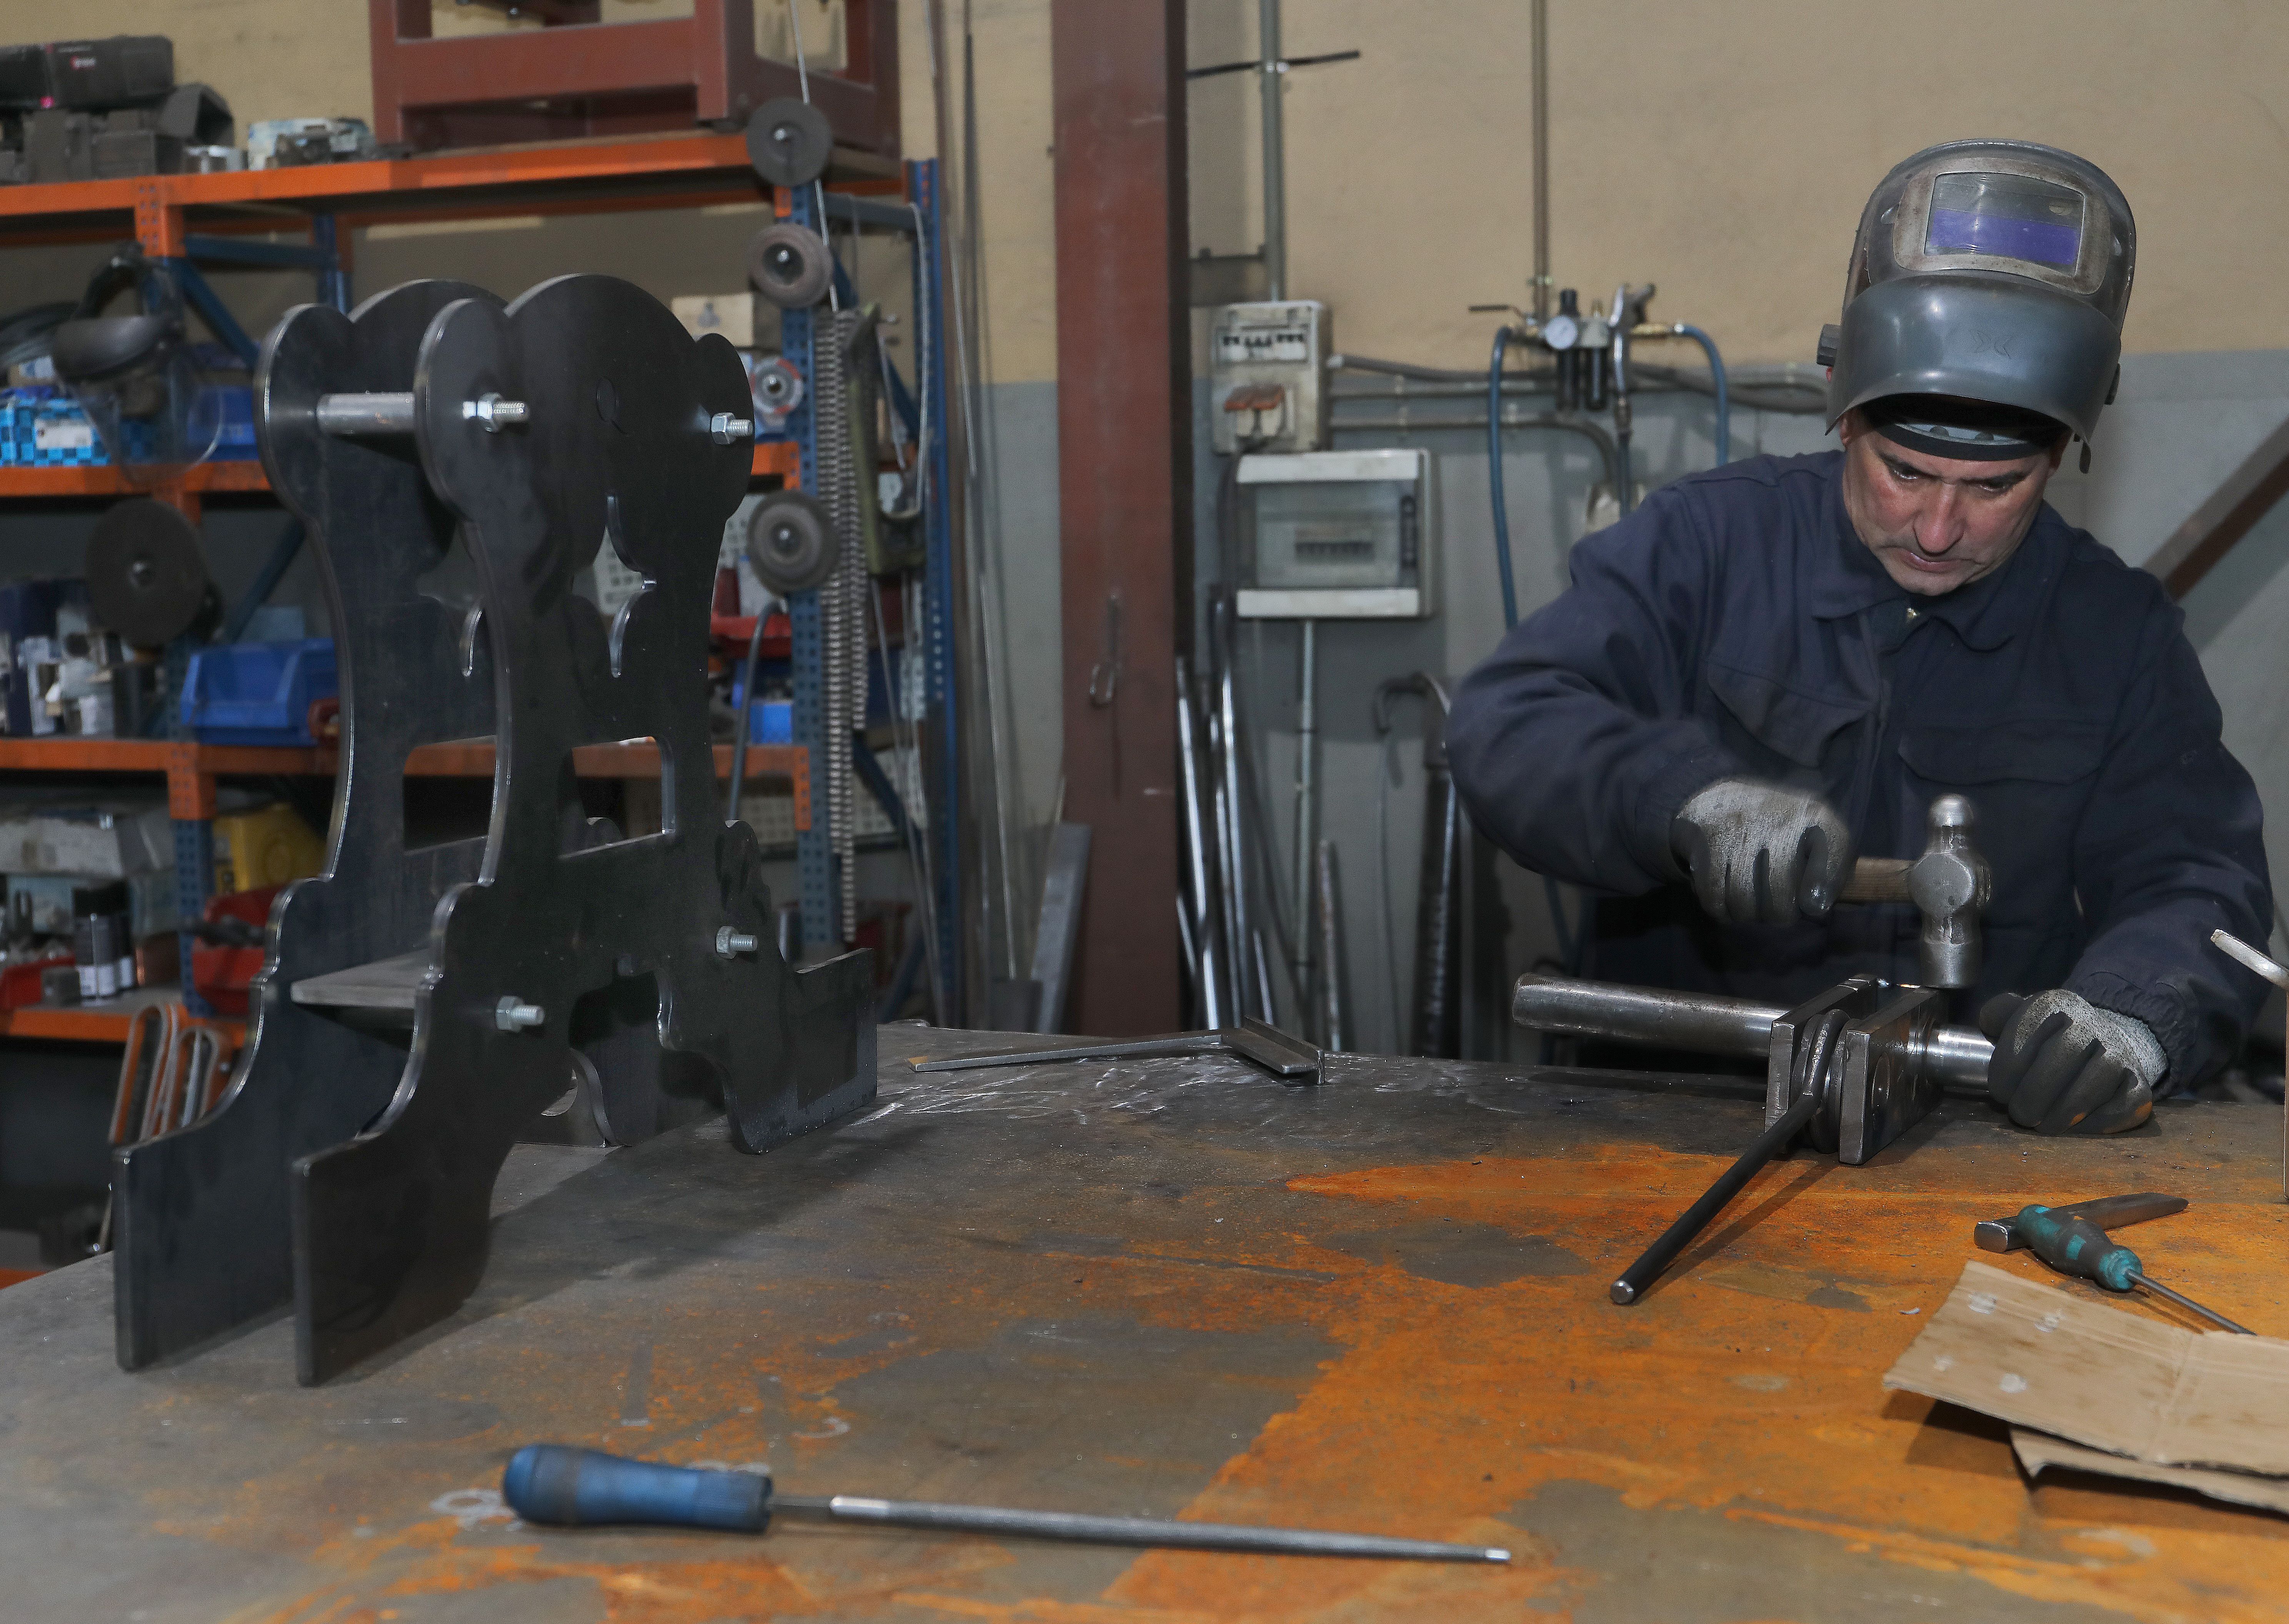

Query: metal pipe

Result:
[1331,411,1624,497]
[1314,837,1345,1052]
[1174,657,1226,1029]
[1531,0,1550,323]
[1292,619,1316,1023]
[1512,972,1780,1060]
[1215,621,1253,1023]
[1259,0,1286,302]
[1510,971,1994,1091]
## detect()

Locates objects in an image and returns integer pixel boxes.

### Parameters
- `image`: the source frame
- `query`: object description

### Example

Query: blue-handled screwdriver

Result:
[2012,1204,2253,1334]
[501,1446,1511,1563]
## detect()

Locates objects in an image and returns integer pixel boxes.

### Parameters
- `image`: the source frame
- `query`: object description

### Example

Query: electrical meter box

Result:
[1209,300,1331,455]
[1234,448,1435,620]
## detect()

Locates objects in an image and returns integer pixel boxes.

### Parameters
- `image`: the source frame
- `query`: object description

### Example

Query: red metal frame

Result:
[368,0,900,155]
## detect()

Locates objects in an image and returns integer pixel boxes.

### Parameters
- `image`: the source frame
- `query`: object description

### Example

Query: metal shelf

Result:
[0,441,796,501]
[0,983,242,1045]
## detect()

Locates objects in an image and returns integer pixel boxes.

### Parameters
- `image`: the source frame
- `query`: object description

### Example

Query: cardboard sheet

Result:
[2011,1428,2289,1517]
[1883,1259,2289,1476]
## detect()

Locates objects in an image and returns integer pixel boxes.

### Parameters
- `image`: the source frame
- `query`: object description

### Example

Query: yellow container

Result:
[211,803,325,895]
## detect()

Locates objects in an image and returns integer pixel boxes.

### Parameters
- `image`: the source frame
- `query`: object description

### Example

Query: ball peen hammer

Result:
[1822,794,1991,988]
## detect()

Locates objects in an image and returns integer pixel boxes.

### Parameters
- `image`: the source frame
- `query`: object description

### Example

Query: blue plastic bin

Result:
[748,698,793,744]
[182,638,338,746]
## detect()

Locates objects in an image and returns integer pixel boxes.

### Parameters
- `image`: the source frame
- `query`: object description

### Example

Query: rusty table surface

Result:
[4,1029,2288,1622]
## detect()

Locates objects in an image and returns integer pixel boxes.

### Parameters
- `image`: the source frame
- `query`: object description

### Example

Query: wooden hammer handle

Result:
[1837,857,1912,904]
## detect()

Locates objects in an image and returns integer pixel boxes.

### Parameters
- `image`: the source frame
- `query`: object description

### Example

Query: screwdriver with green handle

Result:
[2011,1203,2254,1334]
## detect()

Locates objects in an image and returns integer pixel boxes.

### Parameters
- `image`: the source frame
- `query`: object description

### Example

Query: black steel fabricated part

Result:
[114,279,500,1374]
[115,275,876,1385]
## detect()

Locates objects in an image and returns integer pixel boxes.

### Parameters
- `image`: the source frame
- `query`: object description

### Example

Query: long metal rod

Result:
[1315,837,1345,1053]
[1530,0,1549,322]
[781,1493,1509,1562]
[1611,1091,1818,1306]
[1292,618,1317,1028]
[1174,658,1226,1028]
[1258,0,1286,302]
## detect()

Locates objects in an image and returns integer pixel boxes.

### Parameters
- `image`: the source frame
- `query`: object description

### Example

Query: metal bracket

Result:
[1763,976,1947,1163]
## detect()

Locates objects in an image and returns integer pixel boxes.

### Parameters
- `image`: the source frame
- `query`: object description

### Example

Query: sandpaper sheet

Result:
[2011,1428,2289,1517]
[1883,1260,2289,1476]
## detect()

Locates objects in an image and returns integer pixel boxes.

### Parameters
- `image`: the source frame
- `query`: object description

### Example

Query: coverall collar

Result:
[1808,453,2048,652]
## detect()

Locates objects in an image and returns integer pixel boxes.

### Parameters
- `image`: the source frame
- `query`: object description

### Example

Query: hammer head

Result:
[1907,794,1990,987]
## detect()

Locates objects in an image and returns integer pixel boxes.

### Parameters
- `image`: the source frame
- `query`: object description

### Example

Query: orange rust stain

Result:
[1082,1149,2289,1621]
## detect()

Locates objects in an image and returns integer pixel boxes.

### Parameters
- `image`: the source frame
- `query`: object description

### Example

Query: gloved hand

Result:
[1669,778,1852,925]
[1979,989,2162,1135]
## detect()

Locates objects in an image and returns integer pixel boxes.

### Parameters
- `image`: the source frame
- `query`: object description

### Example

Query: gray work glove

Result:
[1669,778,1852,925]
[1979,989,2162,1135]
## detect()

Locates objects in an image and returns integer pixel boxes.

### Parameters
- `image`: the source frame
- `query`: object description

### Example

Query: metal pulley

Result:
[86,497,219,646]
[748,355,805,431]
[745,97,833,188]
[747,223,832,310]
[744,490,839,593]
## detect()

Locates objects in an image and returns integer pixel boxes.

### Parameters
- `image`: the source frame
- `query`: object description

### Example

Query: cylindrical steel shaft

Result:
[782,1494,1509,1563]
[315,391,416,436]
[1611,1090,1818,1305]
[1510,971,1994,1091]
[1512,972,1781,1061]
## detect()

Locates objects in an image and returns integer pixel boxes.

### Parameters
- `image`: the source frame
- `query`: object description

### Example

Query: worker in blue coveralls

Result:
[1448,141,2272,1135]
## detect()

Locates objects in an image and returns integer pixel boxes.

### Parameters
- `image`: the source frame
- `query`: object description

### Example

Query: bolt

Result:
[463,393,530,433]
[716,926,760,958]
[711,412,754,445]
[495,996,545,1032]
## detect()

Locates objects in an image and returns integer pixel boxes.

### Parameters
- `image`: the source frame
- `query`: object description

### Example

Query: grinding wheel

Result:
[747,223,833,310]
[745,490,839,593]
[87,498,219,646]
[745,97,833,188]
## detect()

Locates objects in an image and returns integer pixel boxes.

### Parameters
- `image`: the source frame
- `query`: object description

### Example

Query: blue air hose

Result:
[1675,323,1731,465]
[1488,324,1520,631]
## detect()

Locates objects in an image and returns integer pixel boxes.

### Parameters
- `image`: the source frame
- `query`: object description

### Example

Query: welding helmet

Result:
[1819,141,2135,450]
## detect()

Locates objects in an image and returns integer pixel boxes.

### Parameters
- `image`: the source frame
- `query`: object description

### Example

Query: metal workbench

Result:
[4,1029,2285,1621]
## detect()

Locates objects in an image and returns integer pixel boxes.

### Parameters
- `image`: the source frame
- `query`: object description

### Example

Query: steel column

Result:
[1050,0,1190,1033]
[910,158,964,1017]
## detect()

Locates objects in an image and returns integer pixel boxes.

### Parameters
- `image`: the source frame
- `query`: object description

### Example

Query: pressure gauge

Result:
[1541,313,1580,352]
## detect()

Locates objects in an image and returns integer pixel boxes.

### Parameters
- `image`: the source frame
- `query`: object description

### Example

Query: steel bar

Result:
[1315,837,1345,1053]
[1173,658,1226,1028]
[1611,1091,1819,1305]
[782,1493,1509,1562]
[1293,618,1317,1031]
[2128,1272,2253,1336]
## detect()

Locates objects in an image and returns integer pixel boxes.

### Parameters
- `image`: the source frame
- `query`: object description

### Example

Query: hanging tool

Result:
[502,1446,1508,1563]
[2009,1204,2252,1334]
[1972,1192,2186,1253]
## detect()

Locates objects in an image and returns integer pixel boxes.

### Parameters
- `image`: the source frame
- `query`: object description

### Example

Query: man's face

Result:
[1838,411,2064,596]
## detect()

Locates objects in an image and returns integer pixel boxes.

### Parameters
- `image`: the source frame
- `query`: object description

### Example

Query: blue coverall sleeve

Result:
[2063,606,2274,1086]
[1448,491,1747,894]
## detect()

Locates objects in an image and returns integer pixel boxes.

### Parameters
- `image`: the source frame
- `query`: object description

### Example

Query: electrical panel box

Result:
[1234,448,1435,620]
[1209,300,1331,455]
